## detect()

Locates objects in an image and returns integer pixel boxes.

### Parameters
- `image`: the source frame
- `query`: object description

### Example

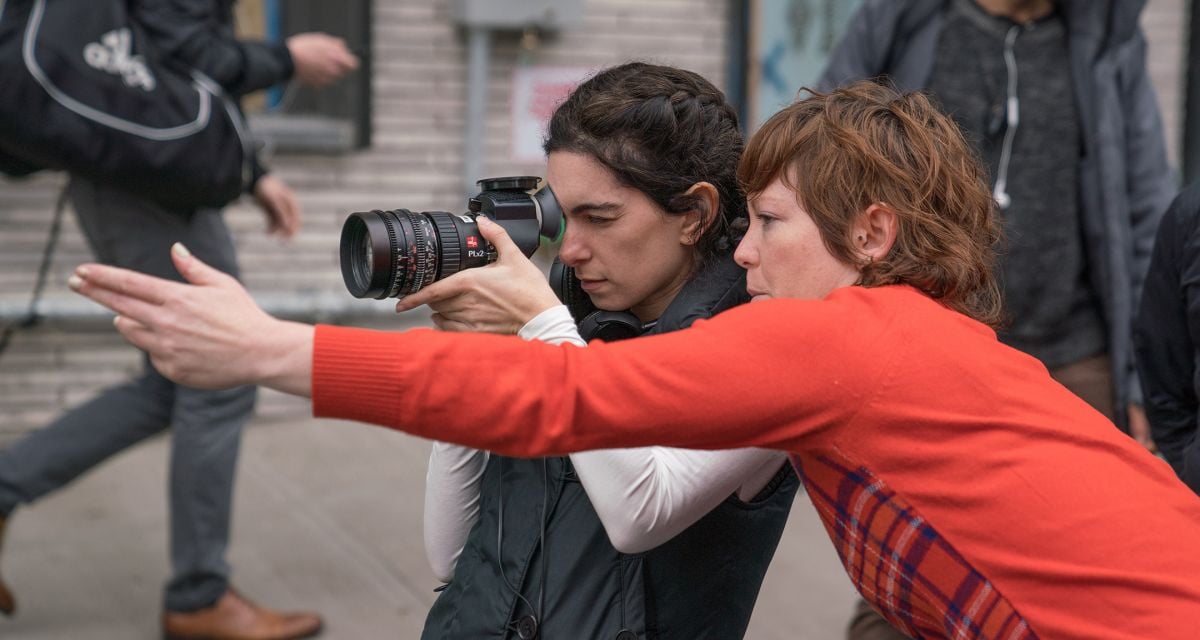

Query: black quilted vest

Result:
[421,254,799,640]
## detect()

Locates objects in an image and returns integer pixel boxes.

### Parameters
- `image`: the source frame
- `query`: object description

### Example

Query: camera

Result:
[339,176,563,299]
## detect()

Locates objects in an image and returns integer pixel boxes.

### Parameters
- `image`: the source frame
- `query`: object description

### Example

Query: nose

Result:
[734,233,756,269]
[557,225,591,267]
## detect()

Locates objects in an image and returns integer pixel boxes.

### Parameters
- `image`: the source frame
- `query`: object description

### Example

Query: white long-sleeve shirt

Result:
[423,306,788,582]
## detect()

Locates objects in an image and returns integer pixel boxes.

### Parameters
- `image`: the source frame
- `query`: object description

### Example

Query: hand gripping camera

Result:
[339,176,563,299]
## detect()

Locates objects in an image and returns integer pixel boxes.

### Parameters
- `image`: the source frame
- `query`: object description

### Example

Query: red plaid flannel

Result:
[795,452,1037,639]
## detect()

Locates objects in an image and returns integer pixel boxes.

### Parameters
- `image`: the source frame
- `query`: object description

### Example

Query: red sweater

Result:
[314,285,1200,639]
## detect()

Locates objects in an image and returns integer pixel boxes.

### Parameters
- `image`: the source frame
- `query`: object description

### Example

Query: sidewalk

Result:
[0,408,858,639]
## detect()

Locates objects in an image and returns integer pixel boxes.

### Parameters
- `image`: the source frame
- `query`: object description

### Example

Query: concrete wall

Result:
[0,0,1189,436]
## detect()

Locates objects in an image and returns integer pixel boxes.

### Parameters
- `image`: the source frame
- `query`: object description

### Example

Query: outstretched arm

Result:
[67,215,557,395]
[69,242,314,395]
[307,269,892,456]
[71,224,883,457]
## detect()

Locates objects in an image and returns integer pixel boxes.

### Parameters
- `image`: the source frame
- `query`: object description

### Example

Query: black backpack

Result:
[0,0,252,209]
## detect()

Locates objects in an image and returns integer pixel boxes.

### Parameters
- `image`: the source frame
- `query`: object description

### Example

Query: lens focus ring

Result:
[403,211,433,296]
[370,212,400,299]
[433,215,462,280]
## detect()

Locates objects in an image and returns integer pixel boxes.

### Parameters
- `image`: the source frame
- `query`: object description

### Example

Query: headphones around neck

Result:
[548,258,646,342]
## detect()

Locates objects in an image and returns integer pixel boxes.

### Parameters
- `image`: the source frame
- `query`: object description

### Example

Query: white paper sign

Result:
[510,66,594,163]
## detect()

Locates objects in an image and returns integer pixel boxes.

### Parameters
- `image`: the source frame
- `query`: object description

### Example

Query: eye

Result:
[586,215,615,226]
[753,212,775,227]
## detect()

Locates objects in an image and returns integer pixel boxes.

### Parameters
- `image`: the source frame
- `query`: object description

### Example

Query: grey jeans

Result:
[0,178,256,612]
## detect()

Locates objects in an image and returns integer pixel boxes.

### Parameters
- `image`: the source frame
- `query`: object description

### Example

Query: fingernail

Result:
[75,265,90,278]
[172,243,191,258]
[67,275,83,290]
[113,315,122,327]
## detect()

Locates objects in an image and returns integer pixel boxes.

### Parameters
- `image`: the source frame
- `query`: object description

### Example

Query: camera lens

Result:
[340,176,562,301]
[340,213,381,298]
[340,209,491,300]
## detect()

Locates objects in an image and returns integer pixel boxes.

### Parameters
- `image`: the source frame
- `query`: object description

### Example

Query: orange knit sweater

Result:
[314,285,1200,639]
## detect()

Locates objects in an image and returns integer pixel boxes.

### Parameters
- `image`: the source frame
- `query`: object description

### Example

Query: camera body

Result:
[340,176,563,300]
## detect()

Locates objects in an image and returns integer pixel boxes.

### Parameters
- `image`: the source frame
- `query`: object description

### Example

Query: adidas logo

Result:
[83,28,156,92]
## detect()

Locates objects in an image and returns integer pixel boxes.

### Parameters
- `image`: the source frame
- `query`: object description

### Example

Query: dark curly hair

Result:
[544,62,746,261]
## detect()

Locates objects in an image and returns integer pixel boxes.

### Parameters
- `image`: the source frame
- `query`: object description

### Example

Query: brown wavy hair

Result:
[738,81,1003,326]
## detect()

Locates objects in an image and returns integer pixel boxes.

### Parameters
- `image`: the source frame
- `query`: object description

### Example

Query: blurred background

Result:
[0,0,1191,637]
[1,0,1192,432]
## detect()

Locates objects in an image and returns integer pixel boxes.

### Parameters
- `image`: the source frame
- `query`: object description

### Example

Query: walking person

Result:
[0,2,356,638]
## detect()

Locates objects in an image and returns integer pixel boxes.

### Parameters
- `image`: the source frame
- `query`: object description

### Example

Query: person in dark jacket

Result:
[0,2,356,639]
[818,0,1174,637]
[415,63,798,640]
[1136,184,1200,496]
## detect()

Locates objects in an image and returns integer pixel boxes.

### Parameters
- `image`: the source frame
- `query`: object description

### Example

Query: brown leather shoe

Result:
[0,515,14,616]
[162,588,322,640]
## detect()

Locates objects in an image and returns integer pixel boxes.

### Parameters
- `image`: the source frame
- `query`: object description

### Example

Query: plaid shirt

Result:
[795,451,1037,640]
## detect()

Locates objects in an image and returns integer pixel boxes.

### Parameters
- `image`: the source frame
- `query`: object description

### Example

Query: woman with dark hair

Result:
[412,62,796,639]
[72,81,1200,638]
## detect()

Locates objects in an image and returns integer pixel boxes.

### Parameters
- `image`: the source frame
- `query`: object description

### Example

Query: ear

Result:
[678,181,720,246]
[851,203,898,263]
